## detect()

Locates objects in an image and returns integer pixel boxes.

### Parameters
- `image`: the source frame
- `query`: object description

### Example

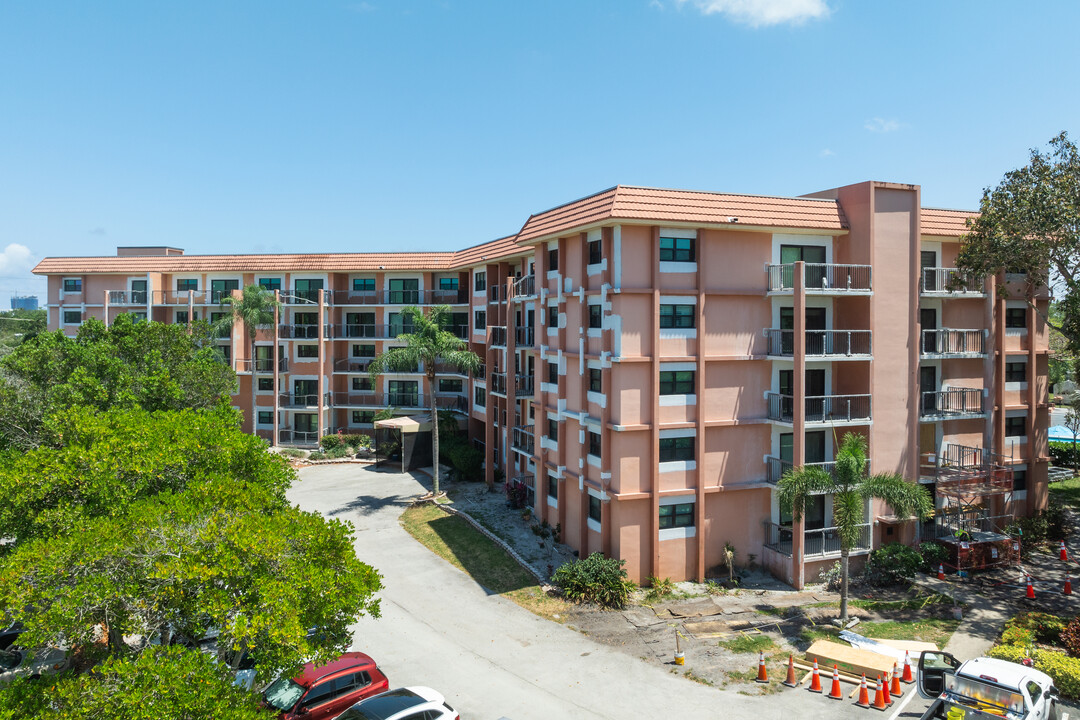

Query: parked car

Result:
[916,651,1058,720]
[336,687,459,720]
[0,622,24,651]
[0,646,70,685]
[261,652,388,720]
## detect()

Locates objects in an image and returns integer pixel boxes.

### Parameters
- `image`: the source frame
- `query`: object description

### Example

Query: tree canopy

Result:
[957,131,1080,351]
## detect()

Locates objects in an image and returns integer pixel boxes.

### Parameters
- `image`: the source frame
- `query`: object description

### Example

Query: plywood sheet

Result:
[805,640,896,678]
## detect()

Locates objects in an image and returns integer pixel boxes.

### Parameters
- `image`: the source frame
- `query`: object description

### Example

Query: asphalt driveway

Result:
[288,463,942,720]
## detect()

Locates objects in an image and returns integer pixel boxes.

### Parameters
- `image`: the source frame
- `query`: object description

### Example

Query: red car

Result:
[261,652,389,720]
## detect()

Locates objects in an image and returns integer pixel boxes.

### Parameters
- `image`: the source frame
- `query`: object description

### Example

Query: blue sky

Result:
[0,0,1077,305]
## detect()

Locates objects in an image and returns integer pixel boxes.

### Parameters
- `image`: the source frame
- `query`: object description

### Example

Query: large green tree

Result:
[957,131,1080,351]
[368,305,481,496]
[212,285,281,435]
[0,314,235,450]
[778,433,932,623]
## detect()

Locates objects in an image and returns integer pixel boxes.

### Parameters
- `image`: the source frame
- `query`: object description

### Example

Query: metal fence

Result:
[764,521,873,557]
[767,263,872,293]
[765,329,872,357]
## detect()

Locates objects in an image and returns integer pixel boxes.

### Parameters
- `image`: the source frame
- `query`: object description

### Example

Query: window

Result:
[1005,416,1026,437]
[258,278,281,291]
[547,361,558,385]
[588,495,601,523]
[345,312,374,337]
[63,278,82,293]
[659,304,695,329]
[1013,469,1028,492]
[297,345,319,358]
[439,277,459,290]
[659,370,695,395]
[588,304,602,329]
[474,386,486,408]
[659,436,695,462]
[439,378,463,393]
[474,310,486,330]
[548,475,558,500]
[63,310,82,324]
[659,502,695,529]
[474,271,486,292]
[1005,362,1027,383]
[176,278,199,292]
[388,312,414,337]
[211,279,240,303]
[352,410,375,424]
[547,305,559,328]
[293,278,323,302]
[588,368,602,393]
[352,277,375,292]
[589,431,601,457]
[352,377,372,391]
[258,378,274,391]
[131,312,147,323]
[659,237,695,262]
[588,239,602,265]
[176,310,195,324]
[1005,307,1026,329]
[388,380,418,406]
[257,411,273,425]
[548,247,559,272]
[388,278,419,304]
[547,418,558,443]
[780,245,826,264]
[352,344,375,358]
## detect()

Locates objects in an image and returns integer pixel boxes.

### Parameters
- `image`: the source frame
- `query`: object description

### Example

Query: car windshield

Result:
[262,678,306,710]
[0,649,21,671]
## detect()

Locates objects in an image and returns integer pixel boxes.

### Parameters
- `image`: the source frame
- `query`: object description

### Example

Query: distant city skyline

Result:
[2,0,1078,308]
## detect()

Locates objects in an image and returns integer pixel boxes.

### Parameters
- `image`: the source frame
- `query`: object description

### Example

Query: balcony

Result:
[764,521,873,558]
[278,429,319,446]
[920,388,986,421]
[765,329,872,359]
[490,326,507,347]
[511,425,535,455]
[765,457,837,484]
[434,394,467,412]
[444,324,468,340]
[237,357,288,373]
[767,263,872,295]
[278,392,329,408]
[282,290,323,305]
[490,372,507,396]
[328,288,469,305]
[328,391,426,409]
[334,357,374,373]
[279,324,327,339]
[920,329,986,358]
[512,274,536,300]
[919,268,985,296]
[488,285,506,303]
[108,290,147,305]
[332,323,413,340]
[515,326,534,347]
[516,373,534,396]
[766,393,872,425]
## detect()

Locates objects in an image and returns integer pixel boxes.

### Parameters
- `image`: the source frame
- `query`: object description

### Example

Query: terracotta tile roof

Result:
[33,236,528,276]
[920,207,976,237]
[515,185,849,243]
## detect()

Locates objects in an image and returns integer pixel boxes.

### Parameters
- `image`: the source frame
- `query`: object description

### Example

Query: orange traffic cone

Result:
[937,564,945,580]
[828,665,843,700]
[902,651,914,683]
[1062,541,1069,562]
[872,674,888,711]
[1027,575,1036,600]
[1066,577,1073,596]
[855,674,871,708]
[881,671,892,706]
[808,659,823,693]
[782,654,798,687]
[756,650,768,683]
[890,663,903,697]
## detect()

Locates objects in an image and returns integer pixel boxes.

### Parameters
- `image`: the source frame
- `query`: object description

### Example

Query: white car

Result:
[334,686,459,720]
[0,646,70,684]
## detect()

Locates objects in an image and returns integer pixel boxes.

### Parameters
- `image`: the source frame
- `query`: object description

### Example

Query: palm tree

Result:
[368,305,481,497]
[213,284,281,436]
[778,432,933,623]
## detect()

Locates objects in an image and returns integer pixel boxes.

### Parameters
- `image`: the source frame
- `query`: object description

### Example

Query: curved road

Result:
[289,463,921,720]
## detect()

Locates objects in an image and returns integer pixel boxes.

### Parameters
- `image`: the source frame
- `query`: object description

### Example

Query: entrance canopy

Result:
[374,414,432,433]
[1049,425,1079,443]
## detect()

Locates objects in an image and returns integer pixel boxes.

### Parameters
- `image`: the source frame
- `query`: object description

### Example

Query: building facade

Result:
[34,181,1049,587]
[10,295,38,311]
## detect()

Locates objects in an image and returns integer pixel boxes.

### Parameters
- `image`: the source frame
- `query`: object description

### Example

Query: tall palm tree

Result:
[368,305,481,497]
[213,284,281,436]
[778,432,933,623]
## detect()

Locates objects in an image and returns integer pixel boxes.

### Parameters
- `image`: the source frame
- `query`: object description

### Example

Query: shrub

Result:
[643,576,676,602]
[917,541,949,572]
[551,552,635,609]
[440,436,483,482]
[278,448,306,458]
[818,561,843,591]
[989,645,1080,699]
[344,434,373,450]
[1062,618,1080,658]
[1045,500,1070,540]
[320,435,342,450]
[307,451,327,461]
[1000,625,1035,647]
[866,543,923,586]
[325,446,350,459]
[1007,612,1067,645]
[1007,514,1050,546]
[506,478,530,510]
[1050,440,1080,468]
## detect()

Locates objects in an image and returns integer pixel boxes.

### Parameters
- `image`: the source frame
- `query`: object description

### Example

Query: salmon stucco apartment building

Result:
[34,180,1049,588]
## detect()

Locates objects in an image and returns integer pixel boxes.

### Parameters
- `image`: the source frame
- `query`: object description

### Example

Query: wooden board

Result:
[867,637,938,653]
[805,640,896,679]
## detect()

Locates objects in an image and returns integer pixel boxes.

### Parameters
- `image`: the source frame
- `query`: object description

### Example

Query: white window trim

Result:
[586,390,607,408]
[659,394,697,406]
[660,460,697,472]
[659,261,698,274]
[587,454,601,469]
[659,493,696,540]
[659,328,697,339]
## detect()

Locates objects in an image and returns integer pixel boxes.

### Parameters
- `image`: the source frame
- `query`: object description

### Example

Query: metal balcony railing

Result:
[512,274,535,300]
[279,324,325,339]
[511,425,535,455]
[335,323,378,339]
[765,329,872,358]
[920,329,986,357]
[277,429,320,445]
[516,374,534,395]
[764,521,873,557]
[919,268,984,295]
[515,326,534,347]
[108,290,147,305]
[328,391,425,408]
[920,388,985,419]
[490,326,507,347]
[334,357,374,373]
[444,324,469,340]
[764,457,838,484]
[283,290,323,304]
[766,393,872,424]
[155,290,204,305]
[767,263,872,293]
[239,357,288,373]
[488,284,506,303]
[278,393,329,408]
[490,372,507,396]
[434,394,467,412]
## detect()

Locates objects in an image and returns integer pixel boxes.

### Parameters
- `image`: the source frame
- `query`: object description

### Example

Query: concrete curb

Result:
[416,498,559,594]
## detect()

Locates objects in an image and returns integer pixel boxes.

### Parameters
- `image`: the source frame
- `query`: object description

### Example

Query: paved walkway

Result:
[915,575,1010,660]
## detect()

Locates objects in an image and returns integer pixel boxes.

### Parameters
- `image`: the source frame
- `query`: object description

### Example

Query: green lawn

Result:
[399,503,568,621]
[1050,477,1080,510]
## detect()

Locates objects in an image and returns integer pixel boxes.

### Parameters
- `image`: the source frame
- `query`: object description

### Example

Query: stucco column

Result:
[505,275,516,486]
[103,290,110,327]
[651,226,662,580]
[792,261,807,589]
[1027,289,1039,515]
[317,289,325,442]
[694,230,706,581]
[187,291,194,331]
[273,291,280,447]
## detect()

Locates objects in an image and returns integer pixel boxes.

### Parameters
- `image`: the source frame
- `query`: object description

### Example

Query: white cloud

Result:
[0,244,36,279]
[819,148,835,157]
[674,0,830,27]
[864,117,901,133]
